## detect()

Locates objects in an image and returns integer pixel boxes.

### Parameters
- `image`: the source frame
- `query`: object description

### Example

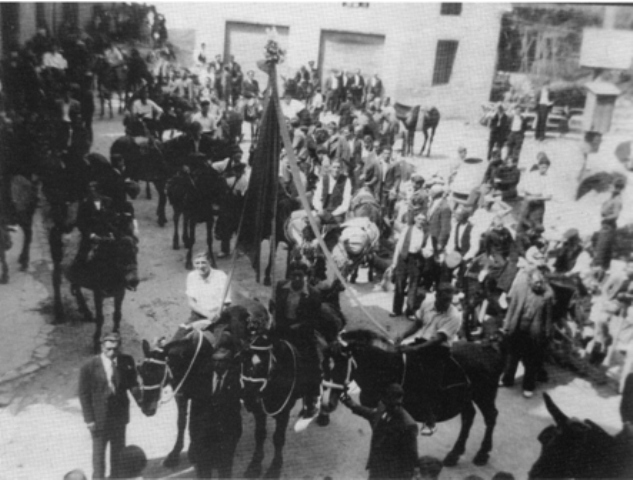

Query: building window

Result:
[440,3,462,16]
[432,40,459,85]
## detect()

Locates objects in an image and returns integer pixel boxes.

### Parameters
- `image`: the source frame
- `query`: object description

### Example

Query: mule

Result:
[529,389,633,479]
[321,329,504,466]
[166,162,230,269]
[110,133,170,226]
[66,234,139,351]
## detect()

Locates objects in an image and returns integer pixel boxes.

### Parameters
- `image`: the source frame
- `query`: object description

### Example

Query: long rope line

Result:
[269,65,392,340]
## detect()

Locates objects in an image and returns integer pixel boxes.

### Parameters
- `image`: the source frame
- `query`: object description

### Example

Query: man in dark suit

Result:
[382,149,414,220]
[190,347,242,478]
[326,122,352,182]
[487,103,510,160]
[351,69,366,107]
[272,262,323,418]
[360,138,383,203]
[341,383,420,480]
[79,332,140,479]
[421,184,452,291]
[390,211,426,318]
[345,125,363,193]
[324,69,341,113]
[164,121,214,170]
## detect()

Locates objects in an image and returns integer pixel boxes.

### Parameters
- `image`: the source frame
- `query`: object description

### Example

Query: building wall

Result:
[161,3,506,119]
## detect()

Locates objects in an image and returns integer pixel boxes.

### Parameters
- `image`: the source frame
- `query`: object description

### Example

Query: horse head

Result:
[240,335,276,408]
[529,393,622,479]
[320,334,355,414]
[137,338,171,417]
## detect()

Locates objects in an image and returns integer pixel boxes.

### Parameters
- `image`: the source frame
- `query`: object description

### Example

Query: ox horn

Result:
[543,393,569,427]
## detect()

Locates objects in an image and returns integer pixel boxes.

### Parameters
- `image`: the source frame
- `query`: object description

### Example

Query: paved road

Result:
[0,115,626,479]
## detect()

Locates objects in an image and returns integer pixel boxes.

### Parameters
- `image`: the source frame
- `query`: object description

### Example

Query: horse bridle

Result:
[321,352,357,392]
[240,342,275,392]
[139,355,172,396]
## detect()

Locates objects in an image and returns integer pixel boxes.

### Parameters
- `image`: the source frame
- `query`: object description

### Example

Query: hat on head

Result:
[430,184,445,197]
[411,173,425,183]
[382,383,404,403]
[101,331,121,344]
[563,228,579,241]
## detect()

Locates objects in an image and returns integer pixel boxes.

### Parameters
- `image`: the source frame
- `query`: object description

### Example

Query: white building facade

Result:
[162,2,506,119]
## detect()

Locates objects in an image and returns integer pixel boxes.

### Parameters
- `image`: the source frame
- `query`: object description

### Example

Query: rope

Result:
[261,340,297,416]
[269,64,392,340]
[160,329,203,404]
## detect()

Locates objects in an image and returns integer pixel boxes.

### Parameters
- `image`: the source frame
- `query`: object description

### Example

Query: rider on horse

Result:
[270,261,323,419]
[397,282,462,435]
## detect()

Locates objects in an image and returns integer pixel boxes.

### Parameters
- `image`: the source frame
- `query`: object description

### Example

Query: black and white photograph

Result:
[0,2,632,479]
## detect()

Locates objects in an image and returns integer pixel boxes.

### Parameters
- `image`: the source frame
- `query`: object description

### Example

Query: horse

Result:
[137,303,257,469]
[166,161,230,269]
[321,329,504,467]
[394,104,441,157]
[239,334,302,479]
[528,390,633,479]
[94,55,128,118]
[110,131,170,226]
[419,107,441,157]
[66,233,139,351]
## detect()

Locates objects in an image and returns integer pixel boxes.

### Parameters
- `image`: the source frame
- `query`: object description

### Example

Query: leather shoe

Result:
[388,312,401,318]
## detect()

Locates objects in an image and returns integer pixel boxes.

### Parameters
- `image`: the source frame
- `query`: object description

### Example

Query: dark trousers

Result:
[594,221,617,270]
[91,422,126,479]
[487,133,506,160]
[506,131,524,160]
[196,441,239,478]
[501,330,545,392]
[535,105,549,141]
[393,255,423,315]
[325,90,340,112]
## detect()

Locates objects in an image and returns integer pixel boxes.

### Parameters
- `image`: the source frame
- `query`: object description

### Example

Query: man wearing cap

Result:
[312,159,352,226]
[391,211,427,318]
[190,346,242,478]
[272,262,323,418]
[79,332,140,479]
[383,149,414,220]
[398,284,462,433]
[191,99,217,136]
[519,152,554,229]
[360,136,383,202]
[420,183,452,291]
[500,269,553,398]
[487,103,510,160]
[407,174,428,224]
[341,383,420,480]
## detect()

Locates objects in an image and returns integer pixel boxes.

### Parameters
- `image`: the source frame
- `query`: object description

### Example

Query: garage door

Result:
[224,21,289,86]
[318,30,386,89]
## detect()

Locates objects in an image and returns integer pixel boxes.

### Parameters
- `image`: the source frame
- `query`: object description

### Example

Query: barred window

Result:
[432,40,459,86]
[440,3,462,16]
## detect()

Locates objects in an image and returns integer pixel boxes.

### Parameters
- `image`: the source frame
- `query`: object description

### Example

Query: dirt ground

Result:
[0,114,629,479]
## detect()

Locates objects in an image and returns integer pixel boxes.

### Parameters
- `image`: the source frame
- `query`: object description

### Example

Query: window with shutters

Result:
[432,40,459,86]
[440,3,462,16]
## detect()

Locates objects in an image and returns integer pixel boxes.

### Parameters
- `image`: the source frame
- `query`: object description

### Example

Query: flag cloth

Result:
[237,93,281,282]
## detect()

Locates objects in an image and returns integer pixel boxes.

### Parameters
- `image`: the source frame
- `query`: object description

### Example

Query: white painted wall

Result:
[155,3,505,119]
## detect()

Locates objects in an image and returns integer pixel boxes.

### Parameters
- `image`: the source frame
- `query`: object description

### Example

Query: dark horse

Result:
[239,333,302,479]
[321,329,504,466]
[110,130,170,226]
[166,160,230,269]
[66,234,139,351]
[394,103,440,157]
[528,383,633,479]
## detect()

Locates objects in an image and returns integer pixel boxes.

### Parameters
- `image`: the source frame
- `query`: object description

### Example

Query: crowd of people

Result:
[1,16,632,480]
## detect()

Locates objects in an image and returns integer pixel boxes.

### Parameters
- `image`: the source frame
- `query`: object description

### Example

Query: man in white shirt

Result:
[104,44,125,68]
[398,283,462,433]
[449,146,467,185]
[325,70,340,113]
[186,251,232,329]
[191,99,217,135]
[280,92,305,121]
[42,44,68,71]
[519,153,553,228]
[312,159,352,225]
[391,211,427,317]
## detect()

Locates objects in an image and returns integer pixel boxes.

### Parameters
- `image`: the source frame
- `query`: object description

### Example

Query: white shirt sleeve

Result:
[313,179,323,212]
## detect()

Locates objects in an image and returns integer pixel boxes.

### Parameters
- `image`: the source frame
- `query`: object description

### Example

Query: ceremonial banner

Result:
[237,94,281,283]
